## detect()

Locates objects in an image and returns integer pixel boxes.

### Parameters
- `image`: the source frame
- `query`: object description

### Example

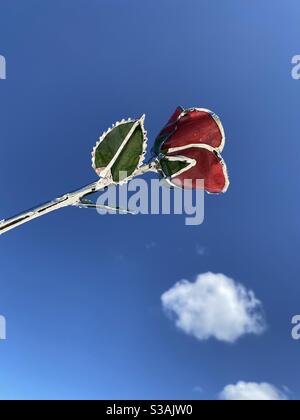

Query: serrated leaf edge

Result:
[91,116,148,185]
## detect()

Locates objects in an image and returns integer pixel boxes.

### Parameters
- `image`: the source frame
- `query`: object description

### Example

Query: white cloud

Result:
[161,272,266,343]
[220,382,288,401]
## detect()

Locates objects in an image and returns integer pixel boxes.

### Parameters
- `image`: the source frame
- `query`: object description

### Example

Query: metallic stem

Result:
[0,163,157,236]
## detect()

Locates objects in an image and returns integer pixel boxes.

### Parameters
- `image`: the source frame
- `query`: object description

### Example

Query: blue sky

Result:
[0,0,300,400]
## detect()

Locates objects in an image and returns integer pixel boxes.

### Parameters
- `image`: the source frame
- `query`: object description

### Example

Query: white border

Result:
[162,155,197,178]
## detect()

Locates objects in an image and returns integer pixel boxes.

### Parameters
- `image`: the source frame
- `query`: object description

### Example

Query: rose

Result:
[0,107,230,235]
[154,107,229,193]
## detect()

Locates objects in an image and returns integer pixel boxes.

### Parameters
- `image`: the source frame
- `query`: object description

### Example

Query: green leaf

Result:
[92,117,147,183]
[94,122,135,171]
[160,158,191,178]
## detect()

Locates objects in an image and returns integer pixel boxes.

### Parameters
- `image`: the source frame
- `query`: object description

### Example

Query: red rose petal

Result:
[168,147,228,193]
[163,110,224,151]
[158,106,184,138]
[167,106,184,124]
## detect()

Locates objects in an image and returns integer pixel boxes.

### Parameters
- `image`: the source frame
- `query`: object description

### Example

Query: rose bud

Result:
[153,107,229,193]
